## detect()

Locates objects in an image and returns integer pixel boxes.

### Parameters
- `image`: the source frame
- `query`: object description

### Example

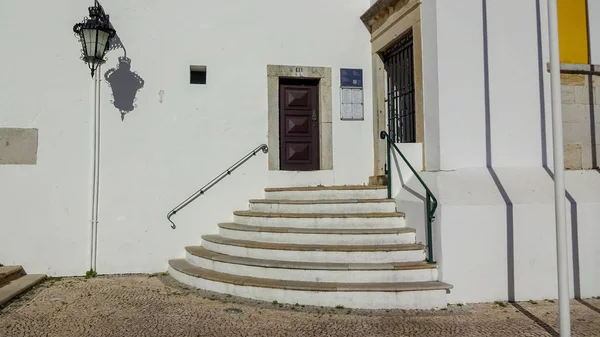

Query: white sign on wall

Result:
[340,68,364,120]
[340,88,364,120]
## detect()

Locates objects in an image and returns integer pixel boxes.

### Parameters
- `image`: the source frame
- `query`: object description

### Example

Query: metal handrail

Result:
[380,131,437,263]
[167,144,269,229]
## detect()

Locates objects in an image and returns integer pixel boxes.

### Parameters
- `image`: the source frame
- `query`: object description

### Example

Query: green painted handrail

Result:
[380,131,438,264]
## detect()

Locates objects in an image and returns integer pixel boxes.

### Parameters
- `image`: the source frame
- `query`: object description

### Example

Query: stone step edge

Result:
[234,211,405,219]
[202,235,425,252]
[186,246,435,271]
[0,274,47,307]
[0,266,25,288]
[265,185,387,192]
[218,223,415,235]
[169,259,451,292]
[249,198,395,205]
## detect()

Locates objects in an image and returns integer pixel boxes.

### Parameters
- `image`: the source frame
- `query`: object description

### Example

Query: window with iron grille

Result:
[383,31,415,143]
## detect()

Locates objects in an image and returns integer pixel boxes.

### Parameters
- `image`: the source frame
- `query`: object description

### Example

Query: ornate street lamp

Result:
[73,1,116,77]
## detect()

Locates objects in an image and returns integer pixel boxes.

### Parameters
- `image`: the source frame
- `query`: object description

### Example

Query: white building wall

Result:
[429,0,553,169]
[435,0,487,170]
[486,0,543,167]
[0,1,97,276]
[0,0,374,276]
[587,1,600,64]
[389,0,600,303]
[420,0,441,171]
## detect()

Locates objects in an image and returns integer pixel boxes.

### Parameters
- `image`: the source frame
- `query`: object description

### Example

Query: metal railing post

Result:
[380,131,437,264]
[387,135,391,199]
[426,193,434,263]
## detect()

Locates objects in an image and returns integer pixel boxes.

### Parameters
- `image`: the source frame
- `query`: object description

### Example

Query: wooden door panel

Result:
[279,80,319,171]
[284,89,312,109]
[285,142,311,162]
[285,116,310,135]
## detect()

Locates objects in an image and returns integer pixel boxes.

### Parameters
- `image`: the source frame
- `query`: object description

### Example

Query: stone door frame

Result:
[267,65,333,171]
[362,0,425,177]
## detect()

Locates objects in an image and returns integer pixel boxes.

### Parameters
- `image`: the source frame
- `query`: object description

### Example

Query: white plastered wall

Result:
[391,0,600,303]
[0,0,374,275]
[587,0,600,64]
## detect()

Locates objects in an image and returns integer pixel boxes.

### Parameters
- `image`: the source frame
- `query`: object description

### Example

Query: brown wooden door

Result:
[279,78,320,171]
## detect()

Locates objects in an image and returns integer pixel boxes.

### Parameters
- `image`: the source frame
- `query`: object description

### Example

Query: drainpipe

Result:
[547,1,570,336]
[89,65,102,273]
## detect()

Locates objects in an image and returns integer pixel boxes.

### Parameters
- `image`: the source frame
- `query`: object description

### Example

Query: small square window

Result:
[190,65,206,84]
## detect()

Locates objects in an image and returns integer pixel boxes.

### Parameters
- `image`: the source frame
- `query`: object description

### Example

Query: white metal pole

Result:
[89,68,98,272]
[547,1,571,336]
[92,64,102,272]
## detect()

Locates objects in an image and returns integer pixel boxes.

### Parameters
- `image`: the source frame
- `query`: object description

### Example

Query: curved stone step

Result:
[0,266,24,288]
[201,235,426,263]
[168,259,451,309]
[217,223,416,245]
[0,274,46,307]
[249,198,396,214]
[264,185,387,201]
[233,210,405,228]
[185,246,437,283]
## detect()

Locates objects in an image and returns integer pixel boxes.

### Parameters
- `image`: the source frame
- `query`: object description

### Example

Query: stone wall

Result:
[561,68,599,170]
[0,128,38,165]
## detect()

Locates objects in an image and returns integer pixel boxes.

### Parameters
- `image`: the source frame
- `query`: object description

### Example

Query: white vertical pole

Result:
[92,64,101,272]
[547,1,571,336]
[89,68,98,272]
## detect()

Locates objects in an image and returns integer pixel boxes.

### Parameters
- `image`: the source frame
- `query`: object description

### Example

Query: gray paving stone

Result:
[0,275,598,337]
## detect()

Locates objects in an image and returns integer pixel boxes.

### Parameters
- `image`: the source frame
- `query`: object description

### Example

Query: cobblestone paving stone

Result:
[0,275,598,337]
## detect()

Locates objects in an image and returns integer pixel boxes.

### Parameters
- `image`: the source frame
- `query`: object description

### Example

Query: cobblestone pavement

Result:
[0,275,599,337]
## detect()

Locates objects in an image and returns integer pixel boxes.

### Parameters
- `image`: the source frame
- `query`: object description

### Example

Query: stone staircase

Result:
[0,265,46,307]
[168,185,451,309]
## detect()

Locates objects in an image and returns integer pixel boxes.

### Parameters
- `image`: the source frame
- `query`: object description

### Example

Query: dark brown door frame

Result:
[278,78,320,171]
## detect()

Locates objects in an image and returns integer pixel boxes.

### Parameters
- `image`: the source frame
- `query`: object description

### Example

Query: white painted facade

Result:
[1,0,599,307]
[392,0,600,303]
[0,0,373,276]
[586,1,600,64]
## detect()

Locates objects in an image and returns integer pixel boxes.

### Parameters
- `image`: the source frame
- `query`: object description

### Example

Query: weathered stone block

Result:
[561,87,576,104]
[563,122,591,144]
[0,128,38,165]
[561,73,585,86]
[368,175,388,186]
[592,74,600,99]
[594,85,600,105]
[573,86,592,105]
[580,144,596,169]
[562,103,589,123]
[564,143,582,170]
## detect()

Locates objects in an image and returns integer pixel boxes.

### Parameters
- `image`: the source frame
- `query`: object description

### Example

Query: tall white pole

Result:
[547,1,571,336]
[92,64,102,272]
[89,68,98,272]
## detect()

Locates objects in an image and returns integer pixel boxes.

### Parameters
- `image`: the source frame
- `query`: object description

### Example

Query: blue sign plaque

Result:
[340,68,363,88]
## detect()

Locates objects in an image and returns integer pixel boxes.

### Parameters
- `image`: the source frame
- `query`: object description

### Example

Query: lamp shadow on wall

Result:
[104,32,145,121]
